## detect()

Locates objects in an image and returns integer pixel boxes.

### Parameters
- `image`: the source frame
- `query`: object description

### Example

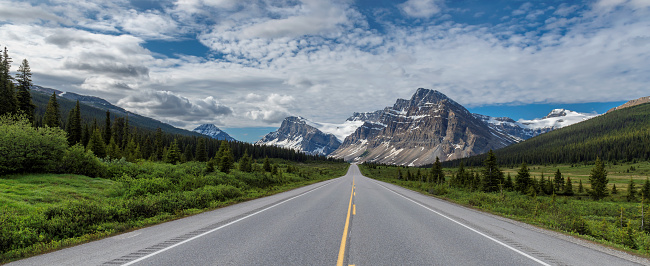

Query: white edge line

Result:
[123,178,338,266]
[372,180,551,266]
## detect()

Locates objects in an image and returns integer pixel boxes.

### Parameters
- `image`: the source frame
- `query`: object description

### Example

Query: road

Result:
[10,164,650,265]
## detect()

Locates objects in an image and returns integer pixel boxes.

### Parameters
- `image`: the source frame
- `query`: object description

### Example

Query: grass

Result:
[0,160,349,263]
[359,161,650,257]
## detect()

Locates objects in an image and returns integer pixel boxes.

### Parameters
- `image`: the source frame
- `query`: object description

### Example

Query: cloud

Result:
[399,0,443,18]
[117,90,233,126]
[244,93,295,124]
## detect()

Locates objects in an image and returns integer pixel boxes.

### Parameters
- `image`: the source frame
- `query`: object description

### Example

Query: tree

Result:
[217,140,234,173]
[154,128,164,161]
[564,177,574,196]
[626,178,636,202]
[504,173,514,191]
[86,128,106,158]
[578,179,584,194]
[15,59,35,123]
[589,157,609,200]
[431,157,445,184]
[515,162,532,193]
[481,150,503,192]
[165,139,181,164]
[238,150,253,172]
[43,92,61,128]
[66,101,82,145]
[263,157,272,172]
[106,137,121,159]
[103,110,111,144]
[643,178,650,202]
[195,138,208,162]
[553,169,564,192]
[0,47,17,116]
[611,184,617,195]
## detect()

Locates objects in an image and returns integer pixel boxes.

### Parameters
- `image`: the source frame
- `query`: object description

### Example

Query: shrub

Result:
[60,144,106,178]
[0,114,68,175]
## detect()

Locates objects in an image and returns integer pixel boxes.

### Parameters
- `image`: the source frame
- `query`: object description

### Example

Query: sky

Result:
[1,0,648,143]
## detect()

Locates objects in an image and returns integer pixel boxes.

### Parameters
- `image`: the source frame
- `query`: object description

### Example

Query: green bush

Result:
[0,115,68,175]
[60,144,106,178]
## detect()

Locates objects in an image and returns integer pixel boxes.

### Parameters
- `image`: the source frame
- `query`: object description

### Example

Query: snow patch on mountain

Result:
[303,119,364,142]
[193,124,236,141]
[518,109,598,130]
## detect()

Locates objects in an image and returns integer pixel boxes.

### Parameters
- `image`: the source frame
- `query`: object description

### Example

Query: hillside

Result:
[445,103,650,167]
[31,86,202,136]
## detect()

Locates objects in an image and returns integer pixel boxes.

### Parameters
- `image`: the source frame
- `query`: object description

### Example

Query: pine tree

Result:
[643,178,650,202]
[564,176,574,196]
[15,59,35,123]
[43,92,61,128]
[578,179,584,194]
[627,178,637,202]
[554,169,564,192]
[263,157,271,172]
[165,139,181,164]
[195,138,208,162]
[515,162,532,193]
[103,110,111,144]
[238,150,253,172]
[66,101,82,145]
[81,123,90,147]
[106,137,121,159]
[505,172,514,191]
[589,157,609,200]
[154,128,163,161]
[611,184,618,195]
[217,140,234,173]
[0,47,17,116]
[481,150,502,192]
[431,157,445,184]
[87,128,106,158]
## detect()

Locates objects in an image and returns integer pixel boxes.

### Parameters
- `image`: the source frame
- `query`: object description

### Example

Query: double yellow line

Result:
[337,177,355,266]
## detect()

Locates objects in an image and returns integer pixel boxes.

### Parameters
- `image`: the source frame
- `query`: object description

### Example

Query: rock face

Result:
[329,88,518,166]
[608,96,650,113]
[193,124,236,141]
[255,116,341,156]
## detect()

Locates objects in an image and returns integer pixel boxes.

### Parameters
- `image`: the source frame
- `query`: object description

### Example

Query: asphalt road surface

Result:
[10,164,650,265]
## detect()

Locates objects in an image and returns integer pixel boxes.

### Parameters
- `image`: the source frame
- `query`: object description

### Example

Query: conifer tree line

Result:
[0,46,341,165]
[364,150,642,201]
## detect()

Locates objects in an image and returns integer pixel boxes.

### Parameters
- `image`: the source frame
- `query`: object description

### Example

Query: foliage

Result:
[15,59,35,123]
[0,114,68,175]
[86,128,106,159]
[60,144,106,178]
[430,156,444,184]
[589,157,609,200]
[481,150,503,192]
[43,93,61,128]
[0,161,348,262]
[0,47,17,117]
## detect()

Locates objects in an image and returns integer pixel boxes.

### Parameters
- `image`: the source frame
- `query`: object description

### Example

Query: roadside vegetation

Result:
[360,156,650,256]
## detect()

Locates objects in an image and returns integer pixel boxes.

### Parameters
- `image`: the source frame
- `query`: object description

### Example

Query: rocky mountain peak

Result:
[256,116,341,156]
[543,109,567,119]
[193,124,235,141]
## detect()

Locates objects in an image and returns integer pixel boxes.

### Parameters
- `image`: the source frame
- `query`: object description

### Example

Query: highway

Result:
[10,164,650,265]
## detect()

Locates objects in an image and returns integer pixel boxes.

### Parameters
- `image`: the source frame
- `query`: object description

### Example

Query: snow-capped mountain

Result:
[474,109,598,141]
[329,88,518,166]
[193,124,236,141]
[255,117,342,156]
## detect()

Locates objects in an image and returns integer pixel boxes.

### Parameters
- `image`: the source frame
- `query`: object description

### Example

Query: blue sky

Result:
[1,0,649,142]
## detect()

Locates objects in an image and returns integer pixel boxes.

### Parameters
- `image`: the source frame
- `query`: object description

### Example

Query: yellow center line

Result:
[353,204,356,215]
[337,177,355,266]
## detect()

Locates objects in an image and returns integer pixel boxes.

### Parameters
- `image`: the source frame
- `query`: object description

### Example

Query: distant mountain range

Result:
[257,88,605,166]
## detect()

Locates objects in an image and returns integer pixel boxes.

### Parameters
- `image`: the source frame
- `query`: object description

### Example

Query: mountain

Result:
[447,102,650,167]
[193,124,236,141]
[474,109,598,141]
[31,85,202,136]
[329,88,518,166]
[255,116,342,156]
[608,96,650,113]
